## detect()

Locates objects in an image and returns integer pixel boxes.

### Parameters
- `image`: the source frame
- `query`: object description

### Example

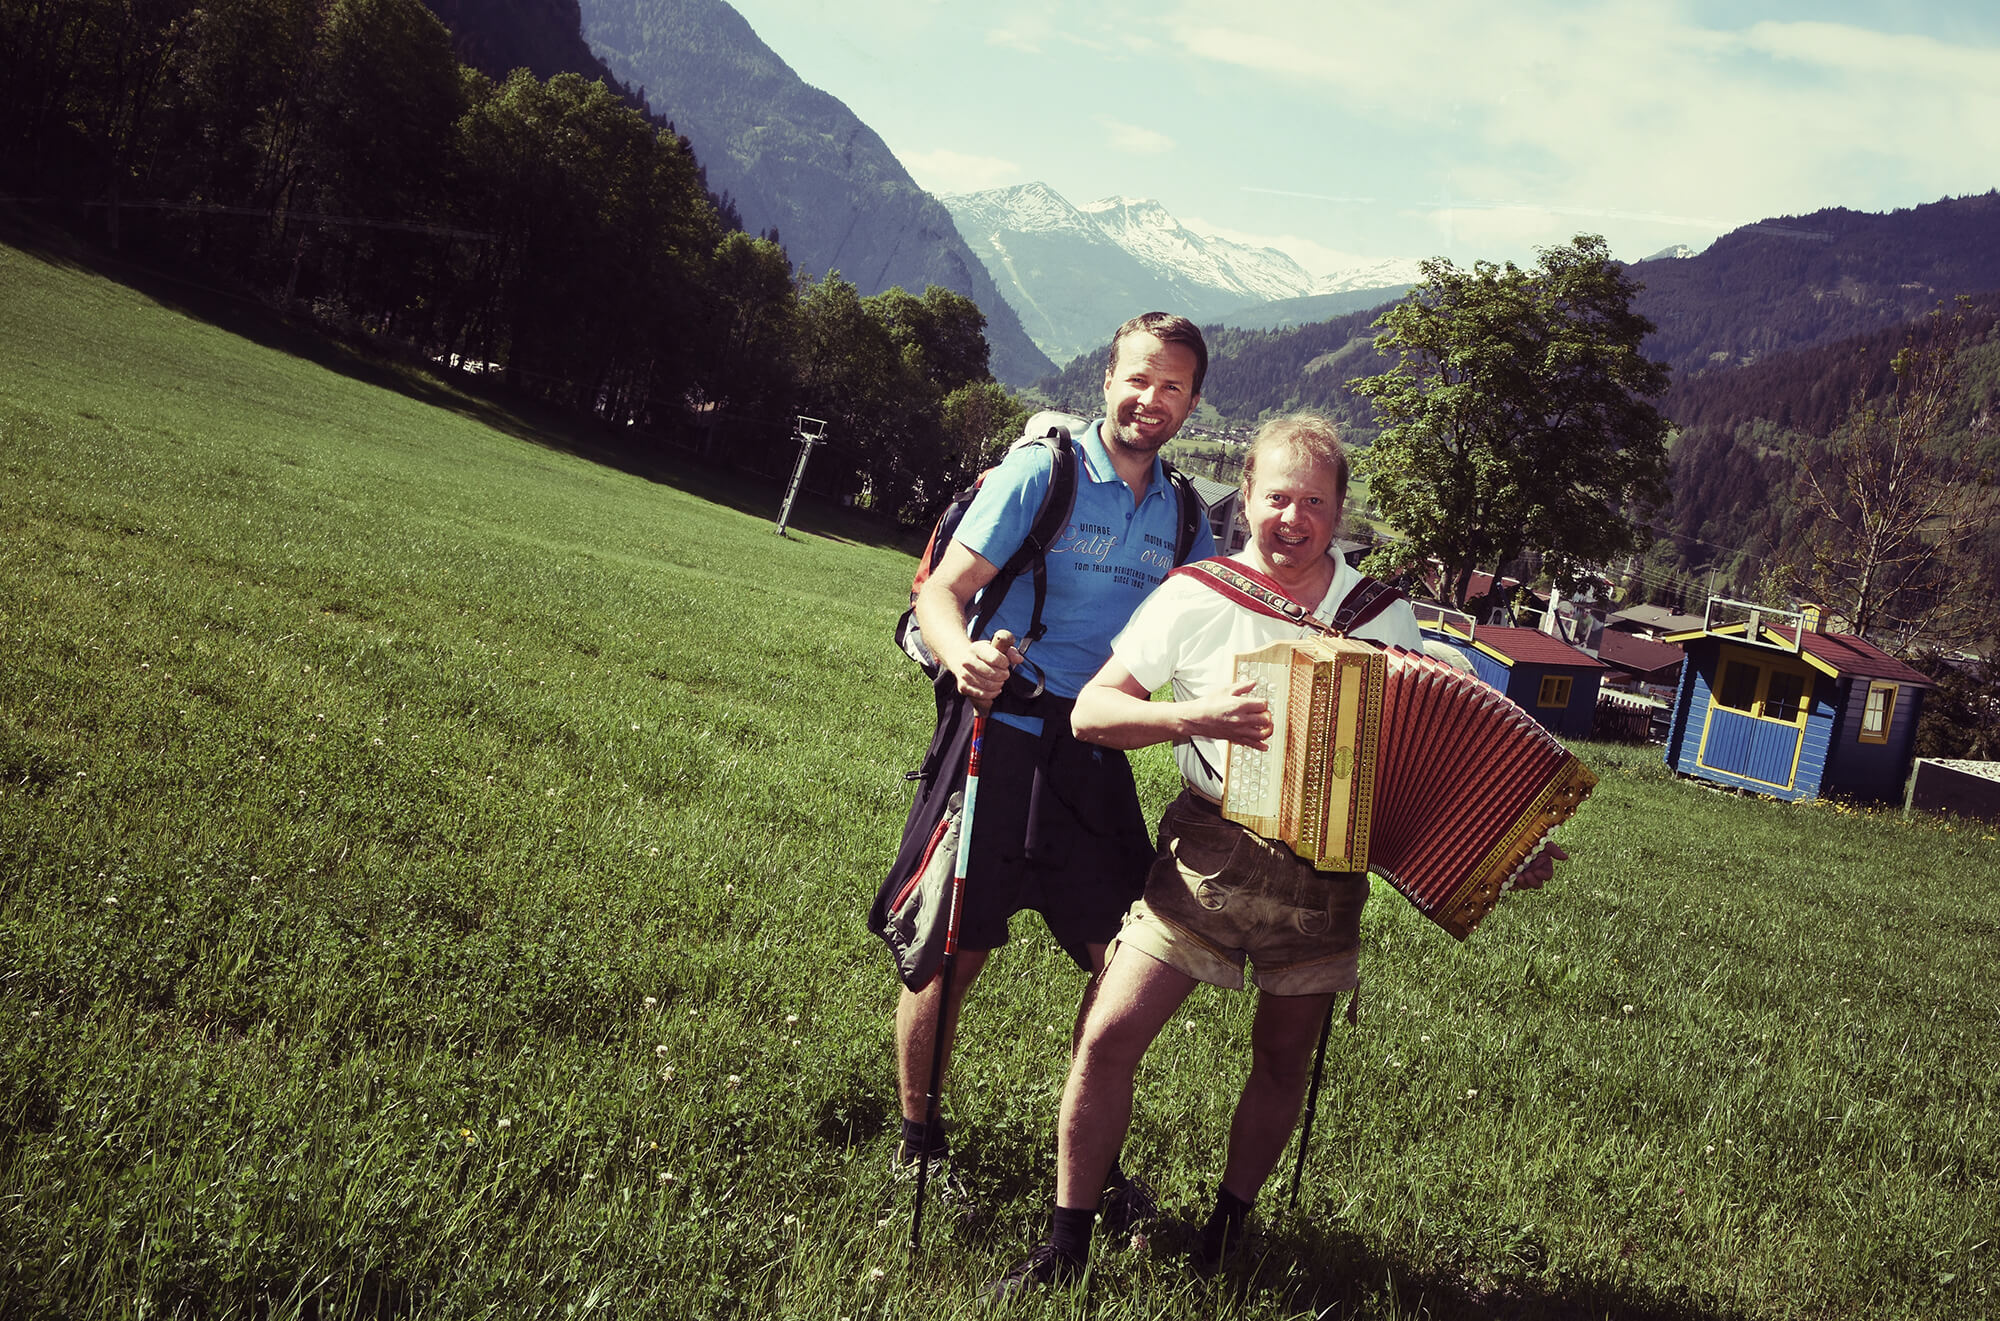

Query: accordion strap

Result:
[1169,558,1405,637]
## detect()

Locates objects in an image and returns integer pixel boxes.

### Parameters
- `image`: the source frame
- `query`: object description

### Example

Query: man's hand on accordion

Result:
[1177,679,1275,751]
[1515,841,1569,890]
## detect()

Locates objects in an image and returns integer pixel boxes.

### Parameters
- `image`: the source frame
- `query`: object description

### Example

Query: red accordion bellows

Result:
[1222,640,1596,939]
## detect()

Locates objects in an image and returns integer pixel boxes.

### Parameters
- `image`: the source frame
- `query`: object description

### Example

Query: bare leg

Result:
[895,947,991,1125]
[1054,948,1197,1208]
[1069,940,1112,1055]
[1219,989,1335,1202]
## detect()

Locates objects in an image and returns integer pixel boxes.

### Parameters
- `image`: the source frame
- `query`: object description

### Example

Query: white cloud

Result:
[901,148,1024,195]
[1164,1,2000,241]
[1098,117,1176,155]
[985,23,1045,53]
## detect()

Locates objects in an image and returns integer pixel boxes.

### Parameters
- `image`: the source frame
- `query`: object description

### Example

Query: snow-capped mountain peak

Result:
[940,181,1420,366]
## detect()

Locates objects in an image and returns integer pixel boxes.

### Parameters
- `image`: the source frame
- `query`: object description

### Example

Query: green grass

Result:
[3,230,1997,1320]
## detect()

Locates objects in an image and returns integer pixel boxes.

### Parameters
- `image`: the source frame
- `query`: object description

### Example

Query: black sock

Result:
[1199,1186,1252,1262]
[899,1117,948,1160]
[1049,1205,1095,1262]
[1103,1159,1128,1193]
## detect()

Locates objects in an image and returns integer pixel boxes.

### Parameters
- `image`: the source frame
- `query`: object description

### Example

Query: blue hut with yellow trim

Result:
[1661,601,1933,802]
[1417,619,1608,739]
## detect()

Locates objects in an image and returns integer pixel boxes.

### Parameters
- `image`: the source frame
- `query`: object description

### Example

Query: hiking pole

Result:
[1287,993,1341,1213]
[910,630,1012,1254]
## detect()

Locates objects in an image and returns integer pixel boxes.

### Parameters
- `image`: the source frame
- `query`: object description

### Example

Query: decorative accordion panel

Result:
[1221,639,1597,939]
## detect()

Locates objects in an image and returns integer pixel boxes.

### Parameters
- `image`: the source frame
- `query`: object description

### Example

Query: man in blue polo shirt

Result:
[877,312,1214,1213]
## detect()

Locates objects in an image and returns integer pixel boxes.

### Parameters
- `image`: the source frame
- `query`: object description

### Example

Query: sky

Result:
[716,0,2000,277]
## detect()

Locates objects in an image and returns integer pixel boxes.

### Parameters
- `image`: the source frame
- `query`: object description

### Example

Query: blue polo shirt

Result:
[953,419,1214,705]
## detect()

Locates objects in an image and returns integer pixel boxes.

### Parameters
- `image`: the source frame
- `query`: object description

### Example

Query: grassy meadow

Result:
[2,231,1997,1320]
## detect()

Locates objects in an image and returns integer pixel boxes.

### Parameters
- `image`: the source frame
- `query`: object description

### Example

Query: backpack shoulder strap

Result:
[1159,459,1205,565]
[966,429,1077,648]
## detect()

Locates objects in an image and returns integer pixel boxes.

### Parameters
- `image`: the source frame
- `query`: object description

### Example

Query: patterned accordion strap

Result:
[1168,558,1406,636]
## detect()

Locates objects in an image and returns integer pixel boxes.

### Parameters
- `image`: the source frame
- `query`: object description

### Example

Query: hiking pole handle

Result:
[966,629,1020,712]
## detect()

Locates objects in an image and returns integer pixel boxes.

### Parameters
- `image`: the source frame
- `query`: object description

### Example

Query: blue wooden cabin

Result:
[1418,620,1607,739]
[1661,604,1933,802]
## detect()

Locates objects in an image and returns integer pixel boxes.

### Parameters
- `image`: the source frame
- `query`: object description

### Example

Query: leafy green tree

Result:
[1781,300,1997,653]
[450,69,722,415]
[1354,235,1671,609]
[789,276,1007,523]
[869,285,991,393]
[939,380,1028,472]
[1911,650,2000,759]
[286,0,465,322]
[691,231,798,453]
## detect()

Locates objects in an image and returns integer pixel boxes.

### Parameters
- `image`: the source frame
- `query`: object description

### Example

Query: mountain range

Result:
[1627,192,2000,377]
[574,0,1055,385]
[943,182,1422,365]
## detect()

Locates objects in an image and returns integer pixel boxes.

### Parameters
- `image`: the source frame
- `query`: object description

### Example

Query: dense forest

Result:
[1657,295,2000,608]
[0,0,1016,525]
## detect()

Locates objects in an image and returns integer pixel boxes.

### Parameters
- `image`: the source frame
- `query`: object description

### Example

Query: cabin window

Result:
[1537,675,1572,708]
[1713,649,1814,725]
[1717,661,1760,712]
[1763,670,1806,722]
[1860,681,1898,744]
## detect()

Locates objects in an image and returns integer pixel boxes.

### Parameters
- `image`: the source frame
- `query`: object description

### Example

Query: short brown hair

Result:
[1107,312,1208,396]
[1240,411,1349,513]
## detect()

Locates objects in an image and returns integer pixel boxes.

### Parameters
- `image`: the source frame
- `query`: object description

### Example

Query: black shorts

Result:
[874,682,1152,970]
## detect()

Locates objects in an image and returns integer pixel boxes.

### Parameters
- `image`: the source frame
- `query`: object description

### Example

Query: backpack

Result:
[895,410,1207,676]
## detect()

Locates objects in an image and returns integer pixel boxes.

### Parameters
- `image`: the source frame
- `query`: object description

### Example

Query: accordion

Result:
[1221,637,1596,938]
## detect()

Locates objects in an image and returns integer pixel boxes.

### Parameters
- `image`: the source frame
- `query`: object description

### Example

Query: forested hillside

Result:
[576,0,1057,386]
[1659,293,2000,596]
[423,0,637,100]
[1,0,1034,530]
[1633,192,2000,377]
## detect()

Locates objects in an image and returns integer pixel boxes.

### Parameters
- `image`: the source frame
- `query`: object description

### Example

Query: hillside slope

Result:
[1633,191,2000,377]
[576,0,1055,386]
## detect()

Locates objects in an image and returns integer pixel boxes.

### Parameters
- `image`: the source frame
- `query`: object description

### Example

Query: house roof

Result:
[1186,474,1238,508]
[1665,622,1935,687]
[1783,628,1935,687]
[1607,603,1707,635]
[1598,629,1685,679]
[1417,567,1520,600]
[1439,622,1609,670]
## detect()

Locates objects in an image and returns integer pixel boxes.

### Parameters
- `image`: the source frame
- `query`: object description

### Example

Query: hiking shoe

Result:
[1192,1210,1253,1275]
[989,1242,1083,1301]
[889,1140,971,1209]
[1098,1171,1159,1235]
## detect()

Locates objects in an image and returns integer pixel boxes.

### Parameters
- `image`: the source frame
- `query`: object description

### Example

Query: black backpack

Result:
[894,411,1206,676]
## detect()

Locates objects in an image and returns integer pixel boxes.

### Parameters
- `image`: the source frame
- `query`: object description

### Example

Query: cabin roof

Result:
[1185,474,1237,507]
[1597,629,1685,678]
[1444,622,1609,669]
[1664,622,1934,687]
[1607,603,1707,634]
